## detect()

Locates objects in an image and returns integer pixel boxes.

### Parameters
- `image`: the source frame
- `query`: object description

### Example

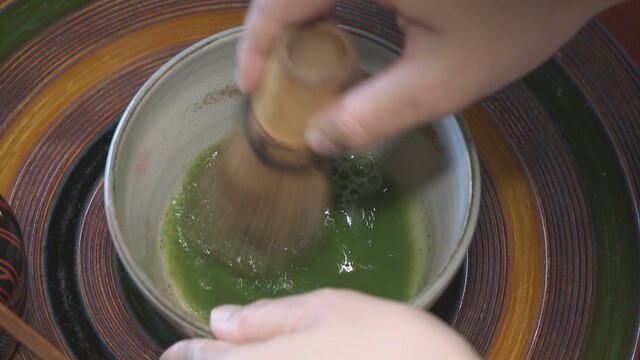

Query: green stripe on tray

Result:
[0,0,93,62]
[526,60,639,359]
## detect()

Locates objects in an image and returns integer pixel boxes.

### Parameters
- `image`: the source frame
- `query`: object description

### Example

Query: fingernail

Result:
[210,305,240,327]
[306,127,340,156]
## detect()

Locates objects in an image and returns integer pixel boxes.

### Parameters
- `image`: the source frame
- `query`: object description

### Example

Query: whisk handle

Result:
[252,21,360,150]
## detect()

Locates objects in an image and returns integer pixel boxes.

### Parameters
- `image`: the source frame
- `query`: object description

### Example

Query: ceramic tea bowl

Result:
[104,27,480,337]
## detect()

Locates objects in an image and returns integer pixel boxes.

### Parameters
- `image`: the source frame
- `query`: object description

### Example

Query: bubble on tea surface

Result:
[330,151,384,209]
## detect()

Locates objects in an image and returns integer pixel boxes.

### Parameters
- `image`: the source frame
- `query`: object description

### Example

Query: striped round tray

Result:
[1,1,638,359]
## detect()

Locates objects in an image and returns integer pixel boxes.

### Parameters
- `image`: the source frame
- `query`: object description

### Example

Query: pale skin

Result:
[162,0,625,358]
[160,289,480,359]
[238,0,624,155]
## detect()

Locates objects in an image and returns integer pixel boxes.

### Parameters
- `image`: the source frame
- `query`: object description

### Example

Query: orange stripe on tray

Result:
[464,106,546,358]
[0,0,16,11]
[0,10,244,194]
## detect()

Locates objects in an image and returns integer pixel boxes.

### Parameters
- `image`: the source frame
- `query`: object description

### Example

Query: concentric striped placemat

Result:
[1,1,638,358]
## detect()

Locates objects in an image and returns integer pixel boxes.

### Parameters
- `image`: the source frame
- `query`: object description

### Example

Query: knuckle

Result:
[307,288,354,305]
[227,299,272,335]
[332,106,373,150]
[249,298,273,310]
[232,307,256,330]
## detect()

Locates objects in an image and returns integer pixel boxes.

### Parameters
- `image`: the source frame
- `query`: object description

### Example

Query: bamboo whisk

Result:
[196,22,360,275]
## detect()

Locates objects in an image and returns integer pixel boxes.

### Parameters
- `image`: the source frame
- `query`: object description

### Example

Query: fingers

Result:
[305,24,482,156]
[210,293,314,343]
[210,289,357,344]
[161,290,481,360]
[237,0,337,93]
[160,339,234,360]
[305,56,450,155]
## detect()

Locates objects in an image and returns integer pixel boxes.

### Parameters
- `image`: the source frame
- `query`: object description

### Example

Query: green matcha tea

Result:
[161,142,431,321]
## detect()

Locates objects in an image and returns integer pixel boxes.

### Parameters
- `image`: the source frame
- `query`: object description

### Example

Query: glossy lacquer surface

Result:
[0,0,638,359]
[0,195,26,359]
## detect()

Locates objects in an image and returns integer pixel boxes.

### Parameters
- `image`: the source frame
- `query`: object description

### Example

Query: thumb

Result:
[305,52,460,155]
[160,339,234,360]
[209,294,319,344]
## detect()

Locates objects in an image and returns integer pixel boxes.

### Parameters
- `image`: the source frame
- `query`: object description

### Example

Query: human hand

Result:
[237,0,623,155]
[160,288,479,359]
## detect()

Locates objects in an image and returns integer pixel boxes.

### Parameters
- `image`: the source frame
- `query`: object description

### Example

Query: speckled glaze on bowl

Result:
[104,26,480,338]
[0,195,27,360]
